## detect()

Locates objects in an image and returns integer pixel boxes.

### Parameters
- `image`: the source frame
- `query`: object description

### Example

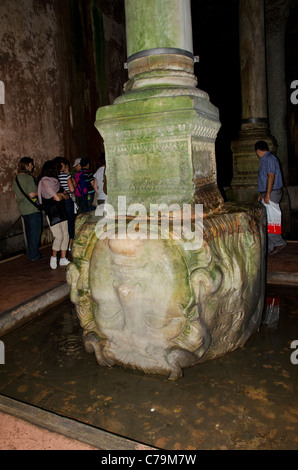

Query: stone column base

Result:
[229,127,277,202]
[95,87,223,213]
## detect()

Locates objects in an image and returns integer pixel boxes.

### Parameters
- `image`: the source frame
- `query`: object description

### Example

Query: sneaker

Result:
[59,258,71,266]
[50,256,58,269]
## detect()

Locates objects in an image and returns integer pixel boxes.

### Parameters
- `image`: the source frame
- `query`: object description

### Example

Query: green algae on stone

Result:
[67,204,266,379]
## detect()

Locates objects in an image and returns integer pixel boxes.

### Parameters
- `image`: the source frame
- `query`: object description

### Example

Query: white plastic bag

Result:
[262,200,282,234]
[263,296,280,329]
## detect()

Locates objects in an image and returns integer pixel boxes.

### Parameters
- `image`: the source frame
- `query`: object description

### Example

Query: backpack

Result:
[74,171,88,197]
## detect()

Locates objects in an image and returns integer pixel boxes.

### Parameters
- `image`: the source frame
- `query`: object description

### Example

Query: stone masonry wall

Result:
[0,0,126,258]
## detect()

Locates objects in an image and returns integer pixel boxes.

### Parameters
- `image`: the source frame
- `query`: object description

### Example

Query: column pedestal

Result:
[228,127,276,202]
[95,87,223,213]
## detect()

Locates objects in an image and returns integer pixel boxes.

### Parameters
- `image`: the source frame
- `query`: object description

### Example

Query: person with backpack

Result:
[72,158,88,213]
[80,157,98,212]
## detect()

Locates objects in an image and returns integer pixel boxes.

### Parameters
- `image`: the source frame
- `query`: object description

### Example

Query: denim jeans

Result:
[22,211,42,260]
[79,193,96,213]
[64,198,75,240]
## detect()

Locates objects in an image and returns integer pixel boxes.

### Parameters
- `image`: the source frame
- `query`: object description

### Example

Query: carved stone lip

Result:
[127,47,194,63]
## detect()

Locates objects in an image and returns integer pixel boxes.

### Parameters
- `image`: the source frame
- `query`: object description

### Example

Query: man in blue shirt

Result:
[255,140,286,255]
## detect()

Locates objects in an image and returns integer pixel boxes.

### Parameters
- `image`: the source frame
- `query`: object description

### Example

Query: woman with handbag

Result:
[54,156,76,251]
[37,160,70,269]
[12,157,42,261]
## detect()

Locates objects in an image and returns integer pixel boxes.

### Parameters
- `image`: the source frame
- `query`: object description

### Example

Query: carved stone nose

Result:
[108,239,144,257]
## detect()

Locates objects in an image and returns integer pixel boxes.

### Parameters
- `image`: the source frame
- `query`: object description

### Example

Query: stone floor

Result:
[0,243,298,450]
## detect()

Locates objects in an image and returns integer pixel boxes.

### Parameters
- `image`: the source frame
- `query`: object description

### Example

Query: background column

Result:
[265,0,290,185]
[228,0,276,202]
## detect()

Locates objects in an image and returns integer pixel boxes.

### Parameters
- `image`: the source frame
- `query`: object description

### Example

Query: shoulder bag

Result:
[15,176,44,211]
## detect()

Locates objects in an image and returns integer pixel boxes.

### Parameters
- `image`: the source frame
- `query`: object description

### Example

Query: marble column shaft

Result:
[125,0,193,57]
[229,0,276,202]
[239,0,268,129]
[124,0,196,89]
[265,0,289,184]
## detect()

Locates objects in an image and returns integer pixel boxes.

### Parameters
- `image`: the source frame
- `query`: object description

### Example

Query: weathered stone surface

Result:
[239,0,268,124]
[67,203,266,380]
[229,128,277,201]
[125,0,193,59]
[0,0,126,258]
[95,91,223,212]
[68,0,267,380]
[0,0,64,240]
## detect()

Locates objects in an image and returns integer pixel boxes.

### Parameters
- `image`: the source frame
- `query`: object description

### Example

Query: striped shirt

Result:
[58,172,72,195]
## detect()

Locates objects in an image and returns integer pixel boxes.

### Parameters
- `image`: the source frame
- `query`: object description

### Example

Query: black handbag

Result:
[42,197,68,227]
